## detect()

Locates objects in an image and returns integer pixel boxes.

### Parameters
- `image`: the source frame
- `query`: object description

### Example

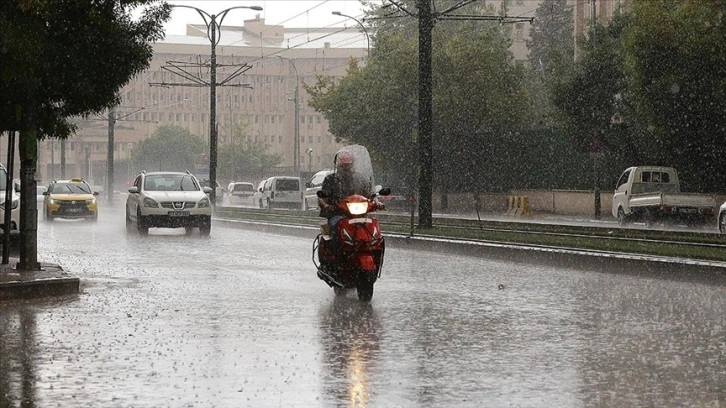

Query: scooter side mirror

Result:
[378,187,391,196]
[317,190,328,198]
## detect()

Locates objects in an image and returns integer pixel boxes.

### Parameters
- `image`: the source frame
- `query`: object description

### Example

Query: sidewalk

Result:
[0,257,79,301]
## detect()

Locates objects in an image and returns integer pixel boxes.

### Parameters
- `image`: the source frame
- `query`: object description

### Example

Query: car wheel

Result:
[258,199,263,209]
[719,213,726,234]
[136,209,149,235]
[199,216,211,237]
[45,209,54,222]
[125,209,134,232]
[617,208,627,226]
[266,198,272,209]
[185,226,194,235]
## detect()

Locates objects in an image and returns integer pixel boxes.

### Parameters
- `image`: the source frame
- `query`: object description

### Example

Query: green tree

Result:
[307,9,530,194]
[526,0,574,82]
[217,122,282,181]
[551,12,634,161]
[131,125,206,173]
[524,0,574,127]
[623,0,726,191]
[0,0,168,269]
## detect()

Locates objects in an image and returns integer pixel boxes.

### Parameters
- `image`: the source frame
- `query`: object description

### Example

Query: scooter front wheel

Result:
[356,272,375,302]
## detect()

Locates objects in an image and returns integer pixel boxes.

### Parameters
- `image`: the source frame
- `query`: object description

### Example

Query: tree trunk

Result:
[17,127,38,271]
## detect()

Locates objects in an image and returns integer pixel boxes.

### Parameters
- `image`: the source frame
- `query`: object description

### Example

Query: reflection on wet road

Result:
[0,204,724,407]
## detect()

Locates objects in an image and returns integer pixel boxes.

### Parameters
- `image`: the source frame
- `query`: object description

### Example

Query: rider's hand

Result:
[377,202,386,211]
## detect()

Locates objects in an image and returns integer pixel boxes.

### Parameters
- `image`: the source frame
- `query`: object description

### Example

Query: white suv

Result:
[125,171,213,236]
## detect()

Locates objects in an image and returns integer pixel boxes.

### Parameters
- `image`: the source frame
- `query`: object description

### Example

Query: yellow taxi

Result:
[43,178,99,221]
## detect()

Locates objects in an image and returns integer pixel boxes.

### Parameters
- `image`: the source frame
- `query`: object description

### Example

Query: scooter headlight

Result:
[346,202,368,215]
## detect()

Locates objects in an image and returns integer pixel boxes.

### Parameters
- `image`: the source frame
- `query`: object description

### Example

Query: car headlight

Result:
[198,196,211,208]
[143,197,159,208]
[346,202,368,215]
[86,198,96,205]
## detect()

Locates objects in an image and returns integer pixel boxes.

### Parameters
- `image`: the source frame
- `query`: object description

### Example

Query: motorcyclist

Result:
[318,149,373,250]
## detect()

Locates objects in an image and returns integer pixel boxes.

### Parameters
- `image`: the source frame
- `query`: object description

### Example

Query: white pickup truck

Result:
[612,166,716,227]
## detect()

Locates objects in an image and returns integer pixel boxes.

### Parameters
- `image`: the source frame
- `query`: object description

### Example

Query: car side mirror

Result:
[202,186,213,194]
[93,191,99,196]
[306,182,312,188]
[128,186,139,194]
[43,191,49,196]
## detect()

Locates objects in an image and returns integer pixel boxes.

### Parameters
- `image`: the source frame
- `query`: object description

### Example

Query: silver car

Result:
[303,170,333,210]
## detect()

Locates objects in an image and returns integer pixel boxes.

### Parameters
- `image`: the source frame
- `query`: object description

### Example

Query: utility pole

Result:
[590,0,601,220]
[106,106,115,204]
[157,4,262,206]
[276,56,301,174]
[60,139,65,179]
[2,130,15,265]
[417,0,434,229]
[383,0,533,229]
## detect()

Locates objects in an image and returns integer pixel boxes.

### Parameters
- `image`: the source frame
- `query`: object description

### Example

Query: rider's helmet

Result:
[335,150,354,172]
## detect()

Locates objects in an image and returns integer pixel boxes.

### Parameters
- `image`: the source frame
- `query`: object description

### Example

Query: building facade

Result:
[33,15,367,191]
[26,2,621,192]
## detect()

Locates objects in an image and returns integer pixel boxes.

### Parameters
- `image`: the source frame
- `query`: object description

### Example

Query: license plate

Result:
[168,211,189,217]
[66,208,82,213]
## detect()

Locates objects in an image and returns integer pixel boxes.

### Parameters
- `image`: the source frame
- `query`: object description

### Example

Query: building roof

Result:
[161,18,369,51]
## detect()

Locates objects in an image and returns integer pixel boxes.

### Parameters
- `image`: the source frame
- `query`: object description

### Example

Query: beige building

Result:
[30,2,619,191]
[33,15,368,190]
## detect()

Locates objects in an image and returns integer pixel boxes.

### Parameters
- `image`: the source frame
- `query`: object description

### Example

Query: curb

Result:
[214,217,726,283]
[0,261,80,301]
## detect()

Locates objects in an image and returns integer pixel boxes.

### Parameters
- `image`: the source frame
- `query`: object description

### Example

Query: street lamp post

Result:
[305,148,313,173]
[170,4,262,205]
[276,56,300,174]
[332,11,370,58]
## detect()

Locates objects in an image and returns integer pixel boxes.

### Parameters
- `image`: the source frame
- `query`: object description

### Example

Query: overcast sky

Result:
[163,0,372,35]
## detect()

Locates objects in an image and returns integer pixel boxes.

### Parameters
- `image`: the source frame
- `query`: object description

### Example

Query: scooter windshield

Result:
[335,144,375,194]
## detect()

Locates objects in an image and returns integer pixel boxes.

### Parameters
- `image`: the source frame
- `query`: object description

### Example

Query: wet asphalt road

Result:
[0,203,725,407]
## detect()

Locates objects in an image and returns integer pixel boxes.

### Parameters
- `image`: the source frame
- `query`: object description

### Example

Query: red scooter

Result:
[313,188,390,301]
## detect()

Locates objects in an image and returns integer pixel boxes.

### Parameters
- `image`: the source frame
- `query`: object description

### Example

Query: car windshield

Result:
[51,183,91,194]
[276,179,299,191]
[144,174,199,192]
[233,184,253,192]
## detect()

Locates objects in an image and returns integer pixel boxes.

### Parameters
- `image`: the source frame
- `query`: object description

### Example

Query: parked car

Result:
[303,170,333,210]
[125,171,213,236]
[252,180,267,208]
[43,178,99,222]
[0,164,20,235]
[227,181,256,205]
[199,178,224,204]
[258,176,303,209]
[36,185,48,210]
[612,166,716,227]
[717,202,726,233]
